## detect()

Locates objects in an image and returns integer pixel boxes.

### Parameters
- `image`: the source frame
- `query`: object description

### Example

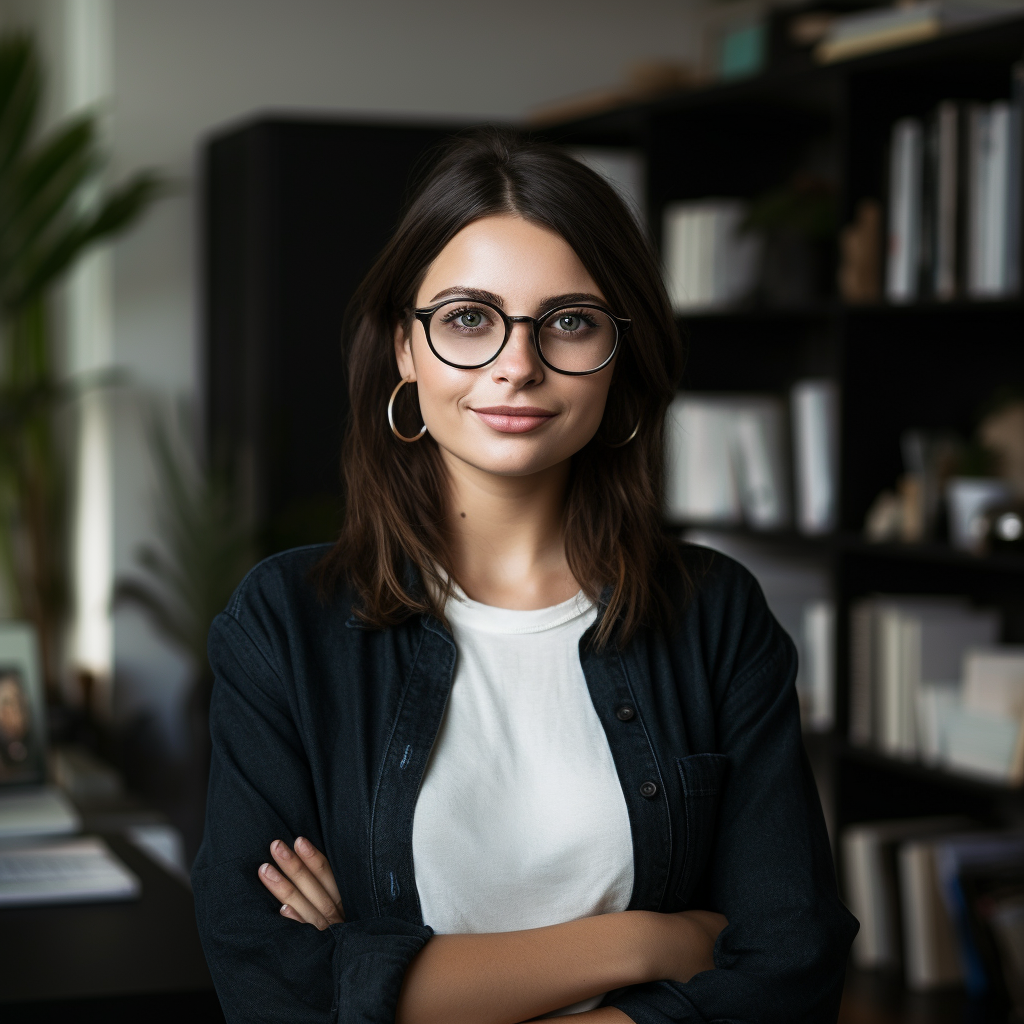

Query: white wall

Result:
[4,0,707,742]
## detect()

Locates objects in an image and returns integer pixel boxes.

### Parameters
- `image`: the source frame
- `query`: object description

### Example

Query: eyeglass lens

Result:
[427,300,616,373]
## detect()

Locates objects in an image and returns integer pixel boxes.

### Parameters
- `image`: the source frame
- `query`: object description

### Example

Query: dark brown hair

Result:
[319,127,685,645]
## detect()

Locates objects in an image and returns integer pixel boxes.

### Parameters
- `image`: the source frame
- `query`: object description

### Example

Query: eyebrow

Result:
[426,287,608,312]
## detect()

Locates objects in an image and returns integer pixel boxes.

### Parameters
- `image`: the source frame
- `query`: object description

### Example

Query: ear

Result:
[394,320,415,382]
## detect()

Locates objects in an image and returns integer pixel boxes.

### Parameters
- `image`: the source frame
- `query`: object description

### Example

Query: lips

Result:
[472,405,557,434]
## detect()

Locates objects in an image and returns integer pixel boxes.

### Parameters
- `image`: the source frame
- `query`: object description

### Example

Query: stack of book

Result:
[662,200,761,311]
[843,819,1024,1007]
[886,81,1024,302]
[849,596,1024,783]
[816,0,1023,64]
[664,380,838,534]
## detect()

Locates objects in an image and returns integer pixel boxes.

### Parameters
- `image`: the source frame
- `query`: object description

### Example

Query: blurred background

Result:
[2,0,1024,1021]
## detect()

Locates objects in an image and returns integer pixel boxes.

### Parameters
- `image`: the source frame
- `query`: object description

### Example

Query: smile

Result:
[471,406,557,434]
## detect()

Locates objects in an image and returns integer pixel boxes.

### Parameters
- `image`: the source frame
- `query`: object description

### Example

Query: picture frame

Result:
[0,621,46,786]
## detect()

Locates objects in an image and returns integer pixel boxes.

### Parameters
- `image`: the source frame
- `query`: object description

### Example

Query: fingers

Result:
[293,836,344,915]
[258,860,333,929]
[256,839,344,929]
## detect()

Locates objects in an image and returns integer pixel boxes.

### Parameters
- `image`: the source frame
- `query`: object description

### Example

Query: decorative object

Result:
[0,620,45,785]
[946,477,1013,552]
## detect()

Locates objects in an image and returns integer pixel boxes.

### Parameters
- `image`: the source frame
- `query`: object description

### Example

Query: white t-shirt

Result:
[411,587,635,1016]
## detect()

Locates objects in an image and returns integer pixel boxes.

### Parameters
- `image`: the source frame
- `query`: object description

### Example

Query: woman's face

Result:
[395,215,616,480]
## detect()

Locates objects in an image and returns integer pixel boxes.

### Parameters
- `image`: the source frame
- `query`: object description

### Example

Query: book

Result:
[928,101,968,300]
[943,647,1024,783]
[958,860,1024,1004]
[662,200,760,311]
[791,380,838,535]
[815,1,1023,64]
[933,832,1024,995]
[731,399,791,530]
[887,118,924,302]
[665,396,742,524]
[899,838,967,989]
[800,600,835,731]
[842,816,969,970]
[990,895,1024,1014]
[847,597,1000,756]
[665,394,790,530]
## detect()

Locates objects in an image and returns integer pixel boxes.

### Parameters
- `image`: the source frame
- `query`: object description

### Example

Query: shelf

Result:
[672,298,1024,325]
[840,965,978,1024]
[840,539,1024,577]
[837,741,1024,800]
[546,13,1024,139]
[676,303,839,324]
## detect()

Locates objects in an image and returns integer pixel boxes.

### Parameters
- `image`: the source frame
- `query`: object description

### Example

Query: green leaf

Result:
[0,34,39,181]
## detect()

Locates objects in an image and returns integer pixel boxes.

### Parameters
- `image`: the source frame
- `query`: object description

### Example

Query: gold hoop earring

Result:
[388,378,427,443]
[604,418,640,448]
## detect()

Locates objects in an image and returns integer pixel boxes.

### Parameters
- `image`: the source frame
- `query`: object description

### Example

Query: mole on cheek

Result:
[460,512,466,518]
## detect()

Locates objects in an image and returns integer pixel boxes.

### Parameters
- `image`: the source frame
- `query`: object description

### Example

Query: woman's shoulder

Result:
[660,540,793,679]
[666,540,765,611]
[217,543,358,637]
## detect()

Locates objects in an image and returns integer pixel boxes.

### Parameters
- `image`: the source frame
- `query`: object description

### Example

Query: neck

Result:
[441,452,578,610]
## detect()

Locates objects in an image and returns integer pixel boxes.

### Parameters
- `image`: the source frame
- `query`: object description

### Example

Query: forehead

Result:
[417,215,602,302]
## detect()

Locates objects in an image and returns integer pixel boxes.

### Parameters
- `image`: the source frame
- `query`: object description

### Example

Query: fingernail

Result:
[261,862,282,882]
[295,836,310,855]
[273,841,292,860]
[280,904,290,916]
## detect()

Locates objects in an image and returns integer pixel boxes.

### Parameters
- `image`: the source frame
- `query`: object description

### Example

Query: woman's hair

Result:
[318,126,685,646]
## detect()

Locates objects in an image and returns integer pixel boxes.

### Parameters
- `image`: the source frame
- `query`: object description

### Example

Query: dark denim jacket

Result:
[192,543,857,1024]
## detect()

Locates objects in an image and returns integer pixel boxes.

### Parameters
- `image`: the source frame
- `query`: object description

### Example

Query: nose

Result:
[490,321,544,388]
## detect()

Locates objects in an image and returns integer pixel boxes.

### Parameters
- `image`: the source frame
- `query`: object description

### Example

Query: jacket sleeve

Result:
[604,572,858,1024]
[192,610,432,1024]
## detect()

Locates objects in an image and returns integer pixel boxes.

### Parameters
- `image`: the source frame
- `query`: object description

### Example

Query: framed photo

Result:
[0,622,46,786]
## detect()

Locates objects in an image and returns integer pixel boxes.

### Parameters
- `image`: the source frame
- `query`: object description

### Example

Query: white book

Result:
[987,103,1012,294]
[967,104,993,295]
[843,817,969,970]
[731,399,791,530]
[665,396,742,524]
[802,600,835,731]
[662,200,758,311]
[852,598,1000,754]
[887,118,924,302]
[899,839,967,990]
[791,380,838,535]
[963,647,1024,716]
[944,704,1023,782]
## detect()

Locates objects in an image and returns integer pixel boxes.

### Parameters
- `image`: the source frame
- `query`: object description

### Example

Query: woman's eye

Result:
[458,311,485,328]
[558,315,582,331]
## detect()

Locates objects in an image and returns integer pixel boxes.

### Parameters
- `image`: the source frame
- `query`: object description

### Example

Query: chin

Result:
[445,440,571,478]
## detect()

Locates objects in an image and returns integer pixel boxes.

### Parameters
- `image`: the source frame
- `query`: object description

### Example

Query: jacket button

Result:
[615,705,635,721]
[639,780,658,799]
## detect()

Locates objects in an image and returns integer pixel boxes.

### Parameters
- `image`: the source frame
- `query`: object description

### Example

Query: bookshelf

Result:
[541,12,1024,1018]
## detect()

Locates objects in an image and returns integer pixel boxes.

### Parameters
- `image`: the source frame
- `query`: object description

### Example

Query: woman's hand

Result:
[257,837,345,930]
[645,909,728,984]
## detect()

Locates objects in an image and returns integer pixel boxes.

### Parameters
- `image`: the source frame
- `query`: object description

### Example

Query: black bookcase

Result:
[203,118,457,550]
[540,15,1024,1018]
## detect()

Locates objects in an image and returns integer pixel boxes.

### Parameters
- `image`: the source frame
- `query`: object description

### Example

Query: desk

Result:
[0,833,222,1023]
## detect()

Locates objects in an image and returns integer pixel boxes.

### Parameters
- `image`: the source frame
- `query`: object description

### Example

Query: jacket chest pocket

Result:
[675,753,730,905]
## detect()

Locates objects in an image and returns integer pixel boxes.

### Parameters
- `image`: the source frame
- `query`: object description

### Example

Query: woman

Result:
[192,128,856,1024]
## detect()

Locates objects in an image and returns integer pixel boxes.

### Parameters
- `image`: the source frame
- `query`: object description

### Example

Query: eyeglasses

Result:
[412,297,630,376]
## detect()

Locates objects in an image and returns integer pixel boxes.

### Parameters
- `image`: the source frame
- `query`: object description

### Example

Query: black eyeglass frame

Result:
[412,297,631,376]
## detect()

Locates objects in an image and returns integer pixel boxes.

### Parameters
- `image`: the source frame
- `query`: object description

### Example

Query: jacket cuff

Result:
[332,917,434,1024]
[602,982,701,1024]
